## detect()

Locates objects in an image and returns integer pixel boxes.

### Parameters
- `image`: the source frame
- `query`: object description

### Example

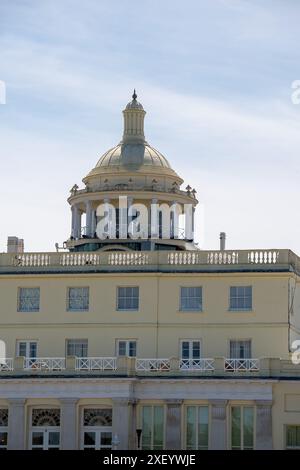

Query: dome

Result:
[125,89,144,110]
[95,143,172,169]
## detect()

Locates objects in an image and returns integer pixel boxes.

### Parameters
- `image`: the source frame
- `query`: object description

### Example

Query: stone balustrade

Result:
[0,249,299,274]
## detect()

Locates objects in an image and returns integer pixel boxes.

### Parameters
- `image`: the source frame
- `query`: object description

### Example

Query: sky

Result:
[0,0,300,253]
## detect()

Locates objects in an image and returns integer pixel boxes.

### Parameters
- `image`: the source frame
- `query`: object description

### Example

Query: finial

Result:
[132,89,137,100]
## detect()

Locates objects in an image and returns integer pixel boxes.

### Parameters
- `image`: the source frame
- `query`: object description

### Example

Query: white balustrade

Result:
[75,357,117,371]
[135,358,170,371]
[60,253,101,266]
[108,253,149,266]
[24,357,65,371]
[224,358,260,372]
[180,358,215,371]
[0,358,13,371]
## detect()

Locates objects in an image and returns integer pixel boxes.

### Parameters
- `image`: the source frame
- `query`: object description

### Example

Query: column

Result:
[60,398,78,450]
[112,398,134,450]
[91,209,96,238]
[150,198,159,238]
[255,400,273,449]
[73,205,79,238]
[209,400,228,449]
[165,399,183,450]
[7,398,26,450]
[85,201,92,237]
[71,206,75,238]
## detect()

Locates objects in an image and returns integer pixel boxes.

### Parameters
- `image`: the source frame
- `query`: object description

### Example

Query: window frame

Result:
[16,340,38,358]
[285,425,300,449]
[180,340,201,360]
[116,339,137,357]
[139,404,166,450]
[17,287,40,313]
[179,286,203,312]
[229,286,253,312]
[184,404,210,450]
[228,339,252,359]
[66,339,88,357]
[116,286,139,311]
[230,404,255,450]
[67,287,90,312]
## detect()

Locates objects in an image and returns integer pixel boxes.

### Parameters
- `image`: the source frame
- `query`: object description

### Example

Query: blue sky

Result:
[1,0,300,252]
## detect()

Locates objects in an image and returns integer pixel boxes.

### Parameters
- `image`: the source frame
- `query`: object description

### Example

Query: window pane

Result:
[231,407,241,449]
[192,342,201,359]
[67,339,88,357]
[0,433,7,447]
[198,406,209,449]
[84,432,96,446]
[129,341,137,357]
[243,407,254,449]
[230,286,252,310]
[18,342,27,357]
[142,406,152,449]
[68,287,89,311]
[286,426,300,448]
[180,287,202,311]
[32,432,44,446]
[153,406,164,450]
[186,407,196,450]
[48,432,60,446]
[118,341,126,356]
[181,342,190,359]
[19,288,40,312]
[101,432,112,446]
[30,342,37,358]
[117,287,139,310]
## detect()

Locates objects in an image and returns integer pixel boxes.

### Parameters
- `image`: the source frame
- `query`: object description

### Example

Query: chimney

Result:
[220,232,226,251]
[7,237,24,253]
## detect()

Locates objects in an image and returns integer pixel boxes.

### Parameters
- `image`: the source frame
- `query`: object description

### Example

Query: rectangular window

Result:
[230,340,252,359]
[117,287,139,311]
[117,340,137,357]
[186,406,209,450]
[231,406,254,450]
[181,341,201,360]
[180,287,202,311]
[0,409,8,450]
[229,286,252,311]
[286,425,300,449]
[17,341,37,358]
[66,339,88,357]
[141,406,164,450]
[18,288,40,312]
[67,287,89,311]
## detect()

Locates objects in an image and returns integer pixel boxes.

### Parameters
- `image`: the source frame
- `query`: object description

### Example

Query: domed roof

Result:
[95,142,172,169]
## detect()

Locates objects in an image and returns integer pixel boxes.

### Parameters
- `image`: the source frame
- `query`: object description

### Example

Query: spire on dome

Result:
[122,91,146,143]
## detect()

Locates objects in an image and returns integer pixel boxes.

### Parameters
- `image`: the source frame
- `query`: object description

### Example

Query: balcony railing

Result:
[135,358,170,371]
[75,357,117,371]
[0,358,13,371]
[224,358,260,372]
[24,357,66,371]
[2,249,298,274]
[180,358,215,371]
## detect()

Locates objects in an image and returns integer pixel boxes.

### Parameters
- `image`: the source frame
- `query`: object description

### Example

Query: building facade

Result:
[1,93,300,450]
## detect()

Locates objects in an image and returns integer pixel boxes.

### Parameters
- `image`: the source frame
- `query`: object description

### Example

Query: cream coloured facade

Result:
[1,93,300,450]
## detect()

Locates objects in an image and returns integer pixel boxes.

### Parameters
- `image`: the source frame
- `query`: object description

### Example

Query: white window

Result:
[18,288,40,312]
[17,341,37,358]
[229,286,252,311]
[30,409,60,450]
[66,339,88,357]
[67,287,89,311]
[231,406,254,450]
[181,340,201,360]
[186,406,209,450]
[117,340,137,357]
[0,409,8,449]
[286,425,300,449]
[180,287,202,311]
[117,287,139,311]
[230,340,251,359]
[82,408,112,450]
[141,405,165,450]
